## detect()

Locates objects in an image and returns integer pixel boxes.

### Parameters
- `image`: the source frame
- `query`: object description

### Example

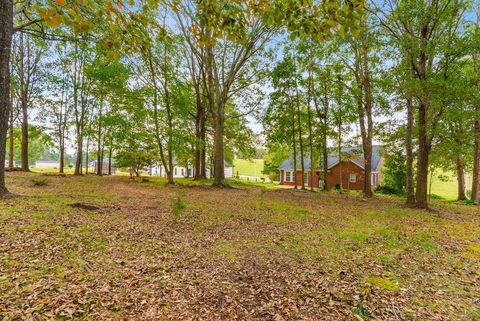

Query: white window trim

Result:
[285,171,293,182]
[349,174,357,183]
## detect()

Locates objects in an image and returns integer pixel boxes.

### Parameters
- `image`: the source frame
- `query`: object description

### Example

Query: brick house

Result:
[278,146,384,190]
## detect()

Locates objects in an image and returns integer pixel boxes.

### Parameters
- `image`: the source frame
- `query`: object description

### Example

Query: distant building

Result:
[35,160,60,169]
[90,159,116,175]
[279,146,384,190]
[148,162,234,179]
[4,160,16,167]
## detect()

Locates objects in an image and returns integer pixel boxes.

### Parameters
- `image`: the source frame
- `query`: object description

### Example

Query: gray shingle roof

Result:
[278,146,383,172]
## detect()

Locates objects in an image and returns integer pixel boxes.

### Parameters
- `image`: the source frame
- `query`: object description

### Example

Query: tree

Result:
[471,1,480,202]
[0,0,13,195]
[373,0,470,208]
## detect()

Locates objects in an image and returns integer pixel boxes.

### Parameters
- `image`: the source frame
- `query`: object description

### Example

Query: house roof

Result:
[278,146,383,172]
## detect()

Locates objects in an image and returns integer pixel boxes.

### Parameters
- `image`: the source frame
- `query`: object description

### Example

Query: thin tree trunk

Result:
[108,143,112,175]
[295,75,305,190]
[59,146,65,174]
[360,39,373,198]
[456,154,466,201]
[8,102,14,168]
[405,96,416,206]
[473,113,480,202]
[0,0,13,195]
[472,2,480,202]
[85,133,90,174]
[307,72,315,191]
[19,33,29,172]
[291,99,298,190]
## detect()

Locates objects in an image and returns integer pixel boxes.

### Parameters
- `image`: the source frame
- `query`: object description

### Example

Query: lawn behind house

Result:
[1,172,479,320]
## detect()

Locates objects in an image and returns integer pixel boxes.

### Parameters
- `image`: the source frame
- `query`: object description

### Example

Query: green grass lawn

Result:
[429,171,460,201]
[233,159,265,177]
[1,172,479,320]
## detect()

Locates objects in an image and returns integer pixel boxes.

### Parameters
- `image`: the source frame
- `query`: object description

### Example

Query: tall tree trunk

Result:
[213,101,227,187]
[307,73,315,192]
[8,101,14,168]
[19,33,29,172]
[405,96,416,206]
[108,143,112,175]
[96,97,103,176]
[74,124,83,175]
[472,2,480,202]
[473,112,480,202]
[59,146,65,174]
[291,100,298,190]
[0,0,13,195]
[194,87,207,180]
[456,154,466,201]
[20,99,29,171]
[296,85,305,190]
[416,99,429,209]
[360,39,373,198]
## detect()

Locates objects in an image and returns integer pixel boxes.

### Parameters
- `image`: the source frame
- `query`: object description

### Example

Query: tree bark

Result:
[456,154,466,201]
[213,101,227,187]
[291,98,298,190]
[307,72,315,192]
[19,33,29,171]
[108,143,112,175]
[472,2,480,202]
[416,99,429,209]
[0,0,13,195]
[59,146,65,174]
[8,100,14,168]
[473,113,480,202]
[295,77,305,190]
[405,96,416,206]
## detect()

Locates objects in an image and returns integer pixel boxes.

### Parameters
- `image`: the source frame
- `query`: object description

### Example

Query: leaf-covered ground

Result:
[1,172,479,320]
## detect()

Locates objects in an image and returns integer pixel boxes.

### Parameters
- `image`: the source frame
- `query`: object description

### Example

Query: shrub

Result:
[375,185,398,195]
[31,177,48,186]
[171,196,186,216]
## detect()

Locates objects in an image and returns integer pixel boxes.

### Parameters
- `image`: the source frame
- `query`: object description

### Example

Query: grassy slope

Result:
[429,171,459,201]
[1,172,479,320]
[233,159,265,177]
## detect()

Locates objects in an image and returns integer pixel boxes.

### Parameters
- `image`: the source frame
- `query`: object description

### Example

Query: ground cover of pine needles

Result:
[1,172,479,320]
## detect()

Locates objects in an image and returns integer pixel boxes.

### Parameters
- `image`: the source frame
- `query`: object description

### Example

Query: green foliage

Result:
[171,195,187,216]
[381,148,407,195]
[6,125,54,165]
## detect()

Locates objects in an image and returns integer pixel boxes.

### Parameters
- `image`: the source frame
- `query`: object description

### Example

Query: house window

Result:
[285,171,293,182]
[303,172,308,185]
[371,173,376,186]
[349,174,357,183]
[181,168,185,176]
[174,168,177,176]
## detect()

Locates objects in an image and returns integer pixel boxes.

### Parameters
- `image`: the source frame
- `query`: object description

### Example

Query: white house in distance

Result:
[147,162,234,179]
[4,160,16,167]
[35,160,60,169]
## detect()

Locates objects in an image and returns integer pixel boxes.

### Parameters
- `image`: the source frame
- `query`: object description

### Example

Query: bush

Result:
[171,196,186,216]
[31,177,49,186]
[375,185,399,195]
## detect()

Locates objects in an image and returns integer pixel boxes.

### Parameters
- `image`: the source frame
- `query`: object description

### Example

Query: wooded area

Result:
[0,0,479,209]
[1,1,480,319]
